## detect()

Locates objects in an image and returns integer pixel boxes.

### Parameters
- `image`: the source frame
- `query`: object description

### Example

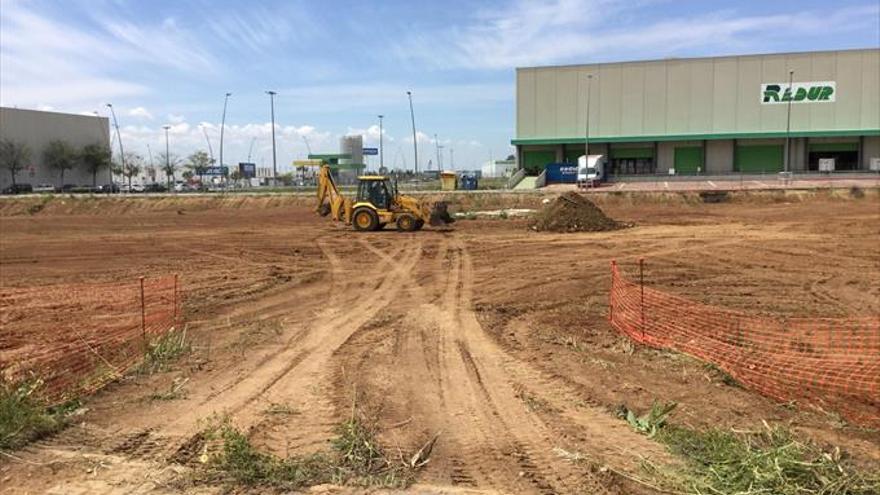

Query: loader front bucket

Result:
[429,201,455,226]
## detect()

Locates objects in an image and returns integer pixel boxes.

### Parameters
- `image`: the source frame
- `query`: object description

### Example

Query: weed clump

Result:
[0,379,64,450]
[140,327,190,374]
[206,412,417,491]
[654,424,880,495]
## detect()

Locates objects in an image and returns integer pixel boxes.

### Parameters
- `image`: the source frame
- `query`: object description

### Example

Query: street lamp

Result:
[378,114,384,172]
[106,103,124,188]
[407,91,418,174]
[220,92,231,182]
[266,90,278,185]
[435,133,441,171]
[785,69,794,173]
[163,125,171,187]
[584,74,593,162]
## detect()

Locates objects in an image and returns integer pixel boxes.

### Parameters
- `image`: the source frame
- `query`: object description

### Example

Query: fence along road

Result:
[0,275,181,403]
[608,260,880,428]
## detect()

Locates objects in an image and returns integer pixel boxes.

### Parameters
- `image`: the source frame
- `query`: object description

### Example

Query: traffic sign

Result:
[363,147,378,156]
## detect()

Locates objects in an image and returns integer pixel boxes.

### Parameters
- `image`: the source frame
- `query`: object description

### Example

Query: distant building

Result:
[0,107,110,189]
[481,159,517,178]
[513,48,880,176]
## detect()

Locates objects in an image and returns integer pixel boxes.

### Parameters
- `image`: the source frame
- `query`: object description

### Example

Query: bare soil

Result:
[1,190,878,494]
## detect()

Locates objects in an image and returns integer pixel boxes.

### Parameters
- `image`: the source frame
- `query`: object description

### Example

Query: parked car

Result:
[99,183,120,193]
[144,183,167,193]
[33,183,56,193]
[120,183,145,193]
[1,183,33,195]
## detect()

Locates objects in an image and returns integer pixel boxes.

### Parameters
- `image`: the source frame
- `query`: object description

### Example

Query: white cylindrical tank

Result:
[339,135,364,167]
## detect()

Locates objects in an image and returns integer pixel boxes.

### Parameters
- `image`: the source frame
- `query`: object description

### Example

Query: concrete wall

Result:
[0,107,110,189]
[517,48,880,140]
[706,140,734,174]
[864,136,880,169]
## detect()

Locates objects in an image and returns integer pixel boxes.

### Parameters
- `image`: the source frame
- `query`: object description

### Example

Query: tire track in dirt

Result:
[330,233,676,493]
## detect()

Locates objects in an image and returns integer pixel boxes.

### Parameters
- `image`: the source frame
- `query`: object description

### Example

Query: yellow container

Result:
[440,171,457,191]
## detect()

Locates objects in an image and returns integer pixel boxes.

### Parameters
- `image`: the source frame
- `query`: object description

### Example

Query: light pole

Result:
[407,91,418,174]
[95,111,113,188]
[106,103,124,188]
[378,114,384,171]
[435,133,441,171]
[785,69,794,173]
[584,74,593,161]
[266,90,278,185]
[163,125,171,187]
[220,92,231,182]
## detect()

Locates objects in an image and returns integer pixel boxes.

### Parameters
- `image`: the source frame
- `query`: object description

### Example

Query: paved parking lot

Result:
[545,174,880,193]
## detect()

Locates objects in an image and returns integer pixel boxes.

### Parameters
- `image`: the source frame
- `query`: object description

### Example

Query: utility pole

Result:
[785,69,794,173]
[450,147,454,170]
[199,125,215,164]
[584,74,593,161]
[106,103,124,188]
[220,92,231,181]
[407,91,418,174]
[147,143,155,183]
[163,125,171,187]
[435,133,441,171]
[247,137,257,162]
[266,90,278,185]
[378,114,384,171]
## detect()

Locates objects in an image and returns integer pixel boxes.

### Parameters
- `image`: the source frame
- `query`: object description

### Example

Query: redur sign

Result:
[761,81,836,104]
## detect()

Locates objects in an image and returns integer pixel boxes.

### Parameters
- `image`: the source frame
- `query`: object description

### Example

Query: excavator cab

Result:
[356,176,392,210]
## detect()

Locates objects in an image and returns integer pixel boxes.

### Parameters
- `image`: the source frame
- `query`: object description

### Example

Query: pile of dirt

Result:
[530,192,623,232]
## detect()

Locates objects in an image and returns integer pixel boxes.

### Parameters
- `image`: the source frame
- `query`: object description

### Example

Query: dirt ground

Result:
[1,190,878,494]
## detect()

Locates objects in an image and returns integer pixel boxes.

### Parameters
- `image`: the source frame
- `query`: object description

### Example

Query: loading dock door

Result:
[674,147,703,174]
[522,150,555,175]
[808,142,859,171]
[735,145,783,173]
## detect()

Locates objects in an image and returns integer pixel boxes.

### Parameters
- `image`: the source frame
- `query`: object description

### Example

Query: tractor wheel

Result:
[377,222,387,230]
[353,208,379,231]
[396,213,418,232]
[414,219,425,231]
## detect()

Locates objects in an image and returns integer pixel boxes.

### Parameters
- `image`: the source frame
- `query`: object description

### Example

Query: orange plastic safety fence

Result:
[0,275,181,405]
[608,260,880,428]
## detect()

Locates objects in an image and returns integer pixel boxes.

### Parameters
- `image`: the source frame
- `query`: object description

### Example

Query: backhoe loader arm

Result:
[316,163,351,223]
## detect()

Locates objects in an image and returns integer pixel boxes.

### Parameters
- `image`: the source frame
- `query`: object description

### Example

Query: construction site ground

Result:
[1,189,878,494]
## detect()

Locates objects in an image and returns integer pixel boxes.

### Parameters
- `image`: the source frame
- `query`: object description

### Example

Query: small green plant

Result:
[0,378,64,450]
[620,400,677,438]
[140,327,191,374]
[26,195,53,215]
[263,402,298,416]
[498,209,509,219]
[652,423,880,495]
[205,410,420,490]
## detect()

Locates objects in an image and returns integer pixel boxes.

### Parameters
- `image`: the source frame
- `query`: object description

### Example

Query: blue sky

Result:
[2,0,879,172]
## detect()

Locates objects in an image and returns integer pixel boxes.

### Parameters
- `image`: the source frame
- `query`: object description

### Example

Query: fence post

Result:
[173,273,179,325]
[139,276,147,351]
[639,258,645,339]
[608,260,615,323]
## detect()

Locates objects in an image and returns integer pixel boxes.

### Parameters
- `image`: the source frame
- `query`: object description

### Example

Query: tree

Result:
[0,139,31,187]
[44,140,78,187]
[80,143,111,188]
[186,150,212,185]
[157,152,180,187]
[121,152,143,191]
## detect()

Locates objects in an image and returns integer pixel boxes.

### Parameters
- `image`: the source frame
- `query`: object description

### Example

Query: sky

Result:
[1,0,879,173]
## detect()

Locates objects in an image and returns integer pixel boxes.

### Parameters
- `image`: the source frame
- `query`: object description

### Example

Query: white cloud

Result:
[128,107,153,120]
[167,114,186,124]
[392,1,880,69]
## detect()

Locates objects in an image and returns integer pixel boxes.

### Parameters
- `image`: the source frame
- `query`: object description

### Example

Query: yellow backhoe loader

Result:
[315,163,454,231]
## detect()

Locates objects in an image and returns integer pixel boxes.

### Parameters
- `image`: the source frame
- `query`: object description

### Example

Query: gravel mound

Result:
[530,192,622,232]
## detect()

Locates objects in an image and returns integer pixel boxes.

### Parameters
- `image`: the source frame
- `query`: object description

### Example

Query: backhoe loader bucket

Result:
[429,201,455,226]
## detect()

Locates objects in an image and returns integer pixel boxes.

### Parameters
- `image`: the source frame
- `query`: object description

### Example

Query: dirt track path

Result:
[3,231,671,494]
[326,233,671,494]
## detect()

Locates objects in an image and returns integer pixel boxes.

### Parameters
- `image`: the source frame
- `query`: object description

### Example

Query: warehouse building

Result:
[512,48,880,176]
[0,107,111,190]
